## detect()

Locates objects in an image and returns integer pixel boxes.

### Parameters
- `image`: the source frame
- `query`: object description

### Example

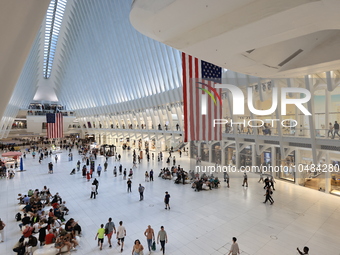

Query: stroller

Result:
[70,168,76,175]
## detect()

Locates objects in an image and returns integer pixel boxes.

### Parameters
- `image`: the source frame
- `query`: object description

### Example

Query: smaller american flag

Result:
[46,113,63,138]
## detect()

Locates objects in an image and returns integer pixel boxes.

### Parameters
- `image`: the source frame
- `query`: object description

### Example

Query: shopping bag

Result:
[151,241,156,251]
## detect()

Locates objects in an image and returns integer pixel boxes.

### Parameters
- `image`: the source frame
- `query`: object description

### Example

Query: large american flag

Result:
[182,52,222,142]
[46,113,63,139]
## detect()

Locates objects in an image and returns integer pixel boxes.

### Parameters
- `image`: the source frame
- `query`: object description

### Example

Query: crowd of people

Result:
[0,137,314,255]
[13,186,81,255]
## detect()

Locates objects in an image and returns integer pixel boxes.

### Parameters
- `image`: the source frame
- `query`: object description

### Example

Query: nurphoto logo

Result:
[196,82,312,128]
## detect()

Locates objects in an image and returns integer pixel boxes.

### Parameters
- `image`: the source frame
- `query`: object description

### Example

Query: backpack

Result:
[15,212,22,222]
[23,226,33,237]
[0,223,4,230]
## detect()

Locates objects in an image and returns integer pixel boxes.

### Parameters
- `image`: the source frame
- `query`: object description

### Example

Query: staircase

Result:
[172,142,187,152]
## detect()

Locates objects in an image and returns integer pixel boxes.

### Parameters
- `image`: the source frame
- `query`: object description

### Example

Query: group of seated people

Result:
[18,188,68,214]
[14,219,80,255]
[14,187,81,255]
[158,167,172,179]
[174,169,189,184]
[191,173,220,191]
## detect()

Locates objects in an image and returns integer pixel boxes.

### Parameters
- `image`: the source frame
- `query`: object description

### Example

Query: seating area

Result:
[158,166,220,190]
[191,174,221,191]
[14,187,81,255]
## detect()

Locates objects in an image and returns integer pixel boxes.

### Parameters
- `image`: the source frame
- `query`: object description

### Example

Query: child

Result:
[95,224,105,250]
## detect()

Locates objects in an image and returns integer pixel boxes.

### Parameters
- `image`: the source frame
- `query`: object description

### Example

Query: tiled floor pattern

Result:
[0,147,339,255]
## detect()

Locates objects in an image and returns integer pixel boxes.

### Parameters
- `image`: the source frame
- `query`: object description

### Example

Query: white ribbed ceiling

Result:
[54,0,182,111]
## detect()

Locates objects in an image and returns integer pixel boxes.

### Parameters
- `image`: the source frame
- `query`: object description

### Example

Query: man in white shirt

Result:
[228,237,240,255]
[90,183,96,199]
[116,221,126,252]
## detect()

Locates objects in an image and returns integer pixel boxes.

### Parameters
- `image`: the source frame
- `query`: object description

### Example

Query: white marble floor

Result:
[0,147,340,255]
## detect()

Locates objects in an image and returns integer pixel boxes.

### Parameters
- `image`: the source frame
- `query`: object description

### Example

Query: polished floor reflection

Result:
[0,147,339,255]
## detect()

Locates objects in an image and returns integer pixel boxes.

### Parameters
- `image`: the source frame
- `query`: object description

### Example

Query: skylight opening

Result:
[43,0,67,79]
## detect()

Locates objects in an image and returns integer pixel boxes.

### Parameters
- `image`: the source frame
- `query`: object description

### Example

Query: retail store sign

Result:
[214,84,311,116]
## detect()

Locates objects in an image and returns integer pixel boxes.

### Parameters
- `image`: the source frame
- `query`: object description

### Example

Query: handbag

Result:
[151,241,156,251]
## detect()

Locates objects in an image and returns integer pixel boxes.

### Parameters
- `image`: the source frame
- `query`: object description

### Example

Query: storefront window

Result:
[330,162,340,195]
[211,143,221,164]
[200,143,209,162]
[190,141,198,159]
[239,147,251,167]
[298,151,325,191]
[276,148,295,182]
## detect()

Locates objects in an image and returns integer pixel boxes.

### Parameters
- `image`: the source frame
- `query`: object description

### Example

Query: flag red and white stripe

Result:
[47,113,64,139]
[182,52,222,142]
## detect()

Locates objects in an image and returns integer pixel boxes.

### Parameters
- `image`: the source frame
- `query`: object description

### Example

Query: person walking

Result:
[55,155,58,163]
[82,165,87,178]
[0,219,5,242]
[113,166,117,177]
[242,173,248,187]
[224,171,230,188]
[164,191,170,210]
[138,184,145,201]
[95,224,105,250]
[263,177,270,189]
[228,237,240,255]
[48,162,53,174]
[328,122,333,138]
[127,178,132,192]
[93,178,99,194]
[258,172,264,183]
[123,168,127,180]
[104,161,108,171]
[263,186,274,204]
[157,226,168,255]
[149,169,154,181]
[76,160,81,171]
[116,221,126,253]
[297,246,309,254]
[97,164,102,177]
[145,171,150,182]
[90,183,96,199]
[144,225,154,254]
[270,177,276,190]
[105,218,116,248]
[332,121,340,139]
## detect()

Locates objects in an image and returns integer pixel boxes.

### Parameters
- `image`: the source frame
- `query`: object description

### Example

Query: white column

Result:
[252,144,256,166]
[325,151,331,193]
[221,144,225,166]
[271,146,276,167]
[209,143,213,163]
[295,149,301,185]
